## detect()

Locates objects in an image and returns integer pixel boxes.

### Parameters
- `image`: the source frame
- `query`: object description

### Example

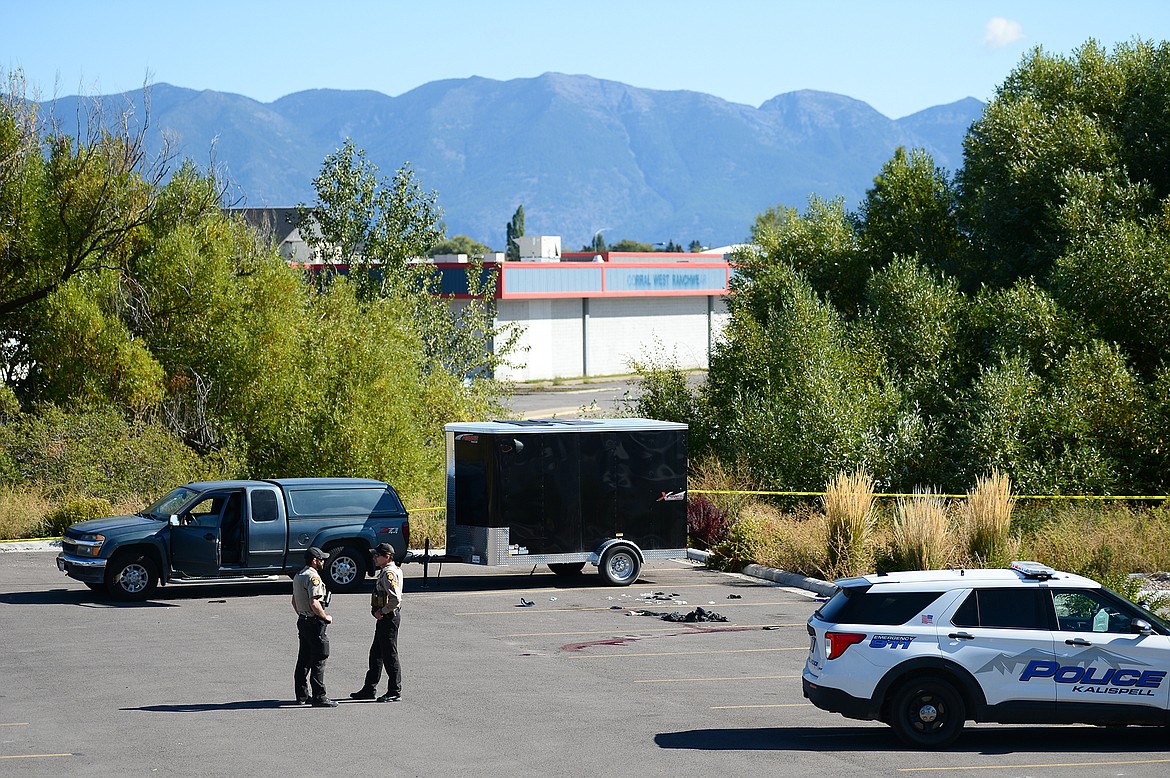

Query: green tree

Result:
[862,256,969,419]
[748,195,867,316]
[856,147,964,280]
[687,36,1170,499]
[0,70,184,320]
[295,139,444,297]
[609,239,654,252]
[18,272,164,414]
[957,39,1170,287]
[298,141,520,382]
[957,343,1149,495]
[705,260,901,490]
[1049,204,1170,379]
[505,204,525,261]
[969,279,1083,375]
[429,234,492,257]
[582,232,608,252]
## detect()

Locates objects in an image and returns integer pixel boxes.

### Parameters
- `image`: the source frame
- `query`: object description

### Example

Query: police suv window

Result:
[818,591,945,626]
[1049,589,1165,634]
[951,589,1049,629]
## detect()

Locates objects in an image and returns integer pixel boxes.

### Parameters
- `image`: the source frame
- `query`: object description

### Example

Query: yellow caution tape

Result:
[689,489,1168,501]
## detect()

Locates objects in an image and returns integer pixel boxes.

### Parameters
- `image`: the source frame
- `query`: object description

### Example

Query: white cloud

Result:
[983,17,1024,48]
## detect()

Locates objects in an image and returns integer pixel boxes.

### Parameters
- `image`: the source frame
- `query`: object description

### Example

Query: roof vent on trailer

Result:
[1010,560,1057,580]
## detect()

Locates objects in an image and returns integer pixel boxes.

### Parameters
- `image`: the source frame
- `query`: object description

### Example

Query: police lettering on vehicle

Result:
[1019,660,1166,695]
[869,635,915,649]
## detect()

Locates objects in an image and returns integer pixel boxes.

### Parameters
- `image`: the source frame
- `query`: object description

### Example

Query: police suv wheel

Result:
[599,546,641,586]
[324,545,365,593]
[106,553,160,600]
[889,676,965,749]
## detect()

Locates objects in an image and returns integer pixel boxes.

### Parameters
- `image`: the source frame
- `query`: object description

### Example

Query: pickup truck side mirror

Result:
[169,515,181,527]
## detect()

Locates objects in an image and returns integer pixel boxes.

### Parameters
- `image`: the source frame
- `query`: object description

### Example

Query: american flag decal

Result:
[921,614,934,624]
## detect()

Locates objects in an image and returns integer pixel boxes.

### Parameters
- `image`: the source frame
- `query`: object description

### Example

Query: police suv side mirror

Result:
[169,515,180,526]
[1131,618,1154,635]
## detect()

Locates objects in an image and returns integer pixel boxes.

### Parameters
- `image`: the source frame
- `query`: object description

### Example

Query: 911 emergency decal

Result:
[869,635,915,649]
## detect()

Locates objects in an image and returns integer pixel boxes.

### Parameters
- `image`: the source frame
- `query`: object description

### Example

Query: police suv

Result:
[803,561,1170,747]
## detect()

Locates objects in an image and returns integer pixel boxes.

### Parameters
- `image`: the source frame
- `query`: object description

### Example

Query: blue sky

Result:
[3,1,1169,118]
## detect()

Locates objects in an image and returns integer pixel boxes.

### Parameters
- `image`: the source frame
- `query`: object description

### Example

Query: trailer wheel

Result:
[324,544,366,592]
[549,562,586,577]
[599,546,641,586]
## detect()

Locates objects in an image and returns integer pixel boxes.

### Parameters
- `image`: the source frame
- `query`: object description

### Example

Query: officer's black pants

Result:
[295,617,330,700]
[362,608,401,696]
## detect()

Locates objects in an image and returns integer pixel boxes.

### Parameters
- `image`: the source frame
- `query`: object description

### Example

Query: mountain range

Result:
[39,73,984,249]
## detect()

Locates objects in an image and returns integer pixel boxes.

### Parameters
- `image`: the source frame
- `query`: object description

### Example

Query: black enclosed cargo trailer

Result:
[439,418,688,585]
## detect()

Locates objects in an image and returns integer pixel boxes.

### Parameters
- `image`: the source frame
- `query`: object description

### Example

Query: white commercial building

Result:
[432,236,732,382]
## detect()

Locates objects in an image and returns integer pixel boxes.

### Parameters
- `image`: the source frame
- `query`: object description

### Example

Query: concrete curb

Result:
[686,547,836,597]
[741,563,838,597]
[0,539,60,553]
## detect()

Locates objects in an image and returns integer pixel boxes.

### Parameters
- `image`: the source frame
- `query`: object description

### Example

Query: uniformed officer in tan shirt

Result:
[292,547,336,707]
[350,542,403,702]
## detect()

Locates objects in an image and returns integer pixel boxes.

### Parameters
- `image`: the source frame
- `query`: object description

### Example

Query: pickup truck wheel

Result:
[599,546,641,586]
[889,675,965,749]
[549,562,586,577]
[106,553,159,600]
[324,545,366,592]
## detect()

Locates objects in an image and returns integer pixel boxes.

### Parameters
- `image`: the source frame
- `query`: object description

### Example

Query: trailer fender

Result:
[591,539,644,586]
[590,538,645,565]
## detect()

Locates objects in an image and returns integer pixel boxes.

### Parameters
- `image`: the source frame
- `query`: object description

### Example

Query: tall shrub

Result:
[964,469,1016,566]
[824,467,876,576]
[893,489,952,571]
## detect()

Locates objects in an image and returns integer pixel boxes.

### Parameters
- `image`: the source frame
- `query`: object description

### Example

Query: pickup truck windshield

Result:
[142,487,199,520]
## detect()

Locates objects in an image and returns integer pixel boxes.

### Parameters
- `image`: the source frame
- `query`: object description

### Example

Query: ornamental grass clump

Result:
[964,469,1015,567]
[823,467,875,577]
[894,488,952,571]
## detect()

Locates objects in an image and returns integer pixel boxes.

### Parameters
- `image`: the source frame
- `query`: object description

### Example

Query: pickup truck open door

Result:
[170,490,235,575]
[244,486,287,569]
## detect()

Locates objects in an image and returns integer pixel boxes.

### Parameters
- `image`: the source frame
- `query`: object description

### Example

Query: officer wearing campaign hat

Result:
[292,547,336,707]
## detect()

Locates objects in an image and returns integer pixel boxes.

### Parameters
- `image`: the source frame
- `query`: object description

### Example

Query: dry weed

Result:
[0,486,54,540]
[690,456,757,518]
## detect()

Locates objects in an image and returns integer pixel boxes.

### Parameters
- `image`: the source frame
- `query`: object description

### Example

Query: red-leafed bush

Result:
[688,495,729,550]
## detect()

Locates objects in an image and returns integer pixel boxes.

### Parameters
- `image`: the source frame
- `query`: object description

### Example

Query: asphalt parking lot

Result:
[4,551,1170,776]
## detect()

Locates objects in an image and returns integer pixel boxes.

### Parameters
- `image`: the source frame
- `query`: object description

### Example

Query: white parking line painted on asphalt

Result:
[711,703,813,709]
[460,601,801,615]
[565,647,806,659]
[636,675,799,683]
[899,759,1170,772]
[505,624,804,637]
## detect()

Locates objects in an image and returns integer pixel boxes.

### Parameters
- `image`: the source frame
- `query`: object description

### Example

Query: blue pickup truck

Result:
[56,478,409,599]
